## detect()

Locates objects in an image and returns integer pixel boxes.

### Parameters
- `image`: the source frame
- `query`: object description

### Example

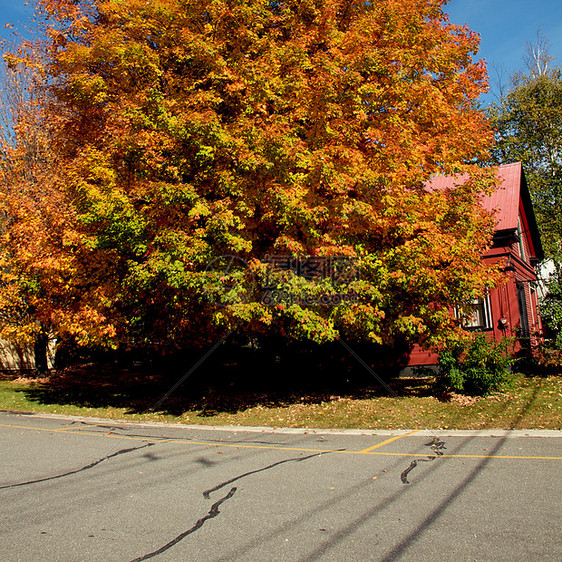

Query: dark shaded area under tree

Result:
[11,339,428,417]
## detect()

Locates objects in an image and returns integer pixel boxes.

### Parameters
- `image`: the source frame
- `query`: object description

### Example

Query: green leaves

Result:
[539,274,562,348]
[489,69,562,264]
[438,335,515,396]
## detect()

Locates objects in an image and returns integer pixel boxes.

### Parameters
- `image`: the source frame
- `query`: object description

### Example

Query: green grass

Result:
[1,371,560,430]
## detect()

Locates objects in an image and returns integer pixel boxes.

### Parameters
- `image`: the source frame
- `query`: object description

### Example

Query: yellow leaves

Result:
[367,331,384,345]
[69,73,109,105]
[0,322,38,347]
[3,52,30,71]
[394,315,427,337]
[72,146,116,188]
[187,200,212,221]
[52,304,117,347]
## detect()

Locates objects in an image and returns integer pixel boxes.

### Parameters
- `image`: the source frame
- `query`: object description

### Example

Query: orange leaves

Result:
[0,1,499,352]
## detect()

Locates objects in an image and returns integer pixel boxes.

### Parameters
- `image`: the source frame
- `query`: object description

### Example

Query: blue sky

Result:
[0,1,34,38]
[446,0,562,101]
[1,0,561,103]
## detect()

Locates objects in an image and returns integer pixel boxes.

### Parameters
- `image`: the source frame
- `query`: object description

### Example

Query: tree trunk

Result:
[34,329,49,375]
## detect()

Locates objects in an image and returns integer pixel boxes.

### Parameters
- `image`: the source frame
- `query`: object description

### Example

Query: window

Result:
[516,282,530,336]
[517,218,526,262]
[455,295,493,330]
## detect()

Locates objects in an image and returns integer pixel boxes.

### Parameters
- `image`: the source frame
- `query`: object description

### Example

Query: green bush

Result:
[437,335,515,396]
[539,273,562,349]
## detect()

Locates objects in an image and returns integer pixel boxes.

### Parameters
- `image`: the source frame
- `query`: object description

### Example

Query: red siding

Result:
[408,163,543,366]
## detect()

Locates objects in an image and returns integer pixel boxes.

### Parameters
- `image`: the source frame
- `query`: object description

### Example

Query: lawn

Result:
[1,368,560,430]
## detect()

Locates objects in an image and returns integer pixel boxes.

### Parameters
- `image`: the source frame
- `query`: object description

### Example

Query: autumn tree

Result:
[0,47,64,372]
[0,42,120,372]
[1,0,498,359]
[489,47,562,271]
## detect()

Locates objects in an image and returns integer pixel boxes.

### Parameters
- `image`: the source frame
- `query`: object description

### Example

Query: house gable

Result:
[479,163,543,262]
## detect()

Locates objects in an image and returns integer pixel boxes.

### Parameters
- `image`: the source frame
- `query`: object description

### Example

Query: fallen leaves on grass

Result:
[449,393,481,407]
[12,376,50,385]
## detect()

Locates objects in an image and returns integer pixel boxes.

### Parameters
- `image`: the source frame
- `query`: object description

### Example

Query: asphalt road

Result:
[1,411,561,561]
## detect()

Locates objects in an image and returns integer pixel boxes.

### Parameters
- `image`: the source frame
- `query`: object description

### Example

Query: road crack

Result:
[130,487,237,561]
[203,449,340,499]
[400,437,446,485]
[0,443,155,490]
[131,449,338,559]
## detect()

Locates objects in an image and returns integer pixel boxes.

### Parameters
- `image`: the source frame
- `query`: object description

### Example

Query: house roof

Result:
[425,162,544,261]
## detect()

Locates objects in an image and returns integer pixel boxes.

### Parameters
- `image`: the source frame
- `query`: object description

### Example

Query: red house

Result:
[409,162,545,366]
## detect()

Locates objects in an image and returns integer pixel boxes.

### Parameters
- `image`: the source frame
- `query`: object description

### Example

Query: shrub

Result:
[524,345,562,375]
[539,273,562,349]
[437,335,515,396]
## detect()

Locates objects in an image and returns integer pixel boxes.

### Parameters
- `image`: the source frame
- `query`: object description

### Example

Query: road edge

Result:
[2,409,561,437]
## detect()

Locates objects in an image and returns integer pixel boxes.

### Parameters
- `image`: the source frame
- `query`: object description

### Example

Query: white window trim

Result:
[455,294,493,330]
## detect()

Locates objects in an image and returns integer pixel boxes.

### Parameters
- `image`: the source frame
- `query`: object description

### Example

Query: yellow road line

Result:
[359,430,420,453]
[1,422,561,461]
